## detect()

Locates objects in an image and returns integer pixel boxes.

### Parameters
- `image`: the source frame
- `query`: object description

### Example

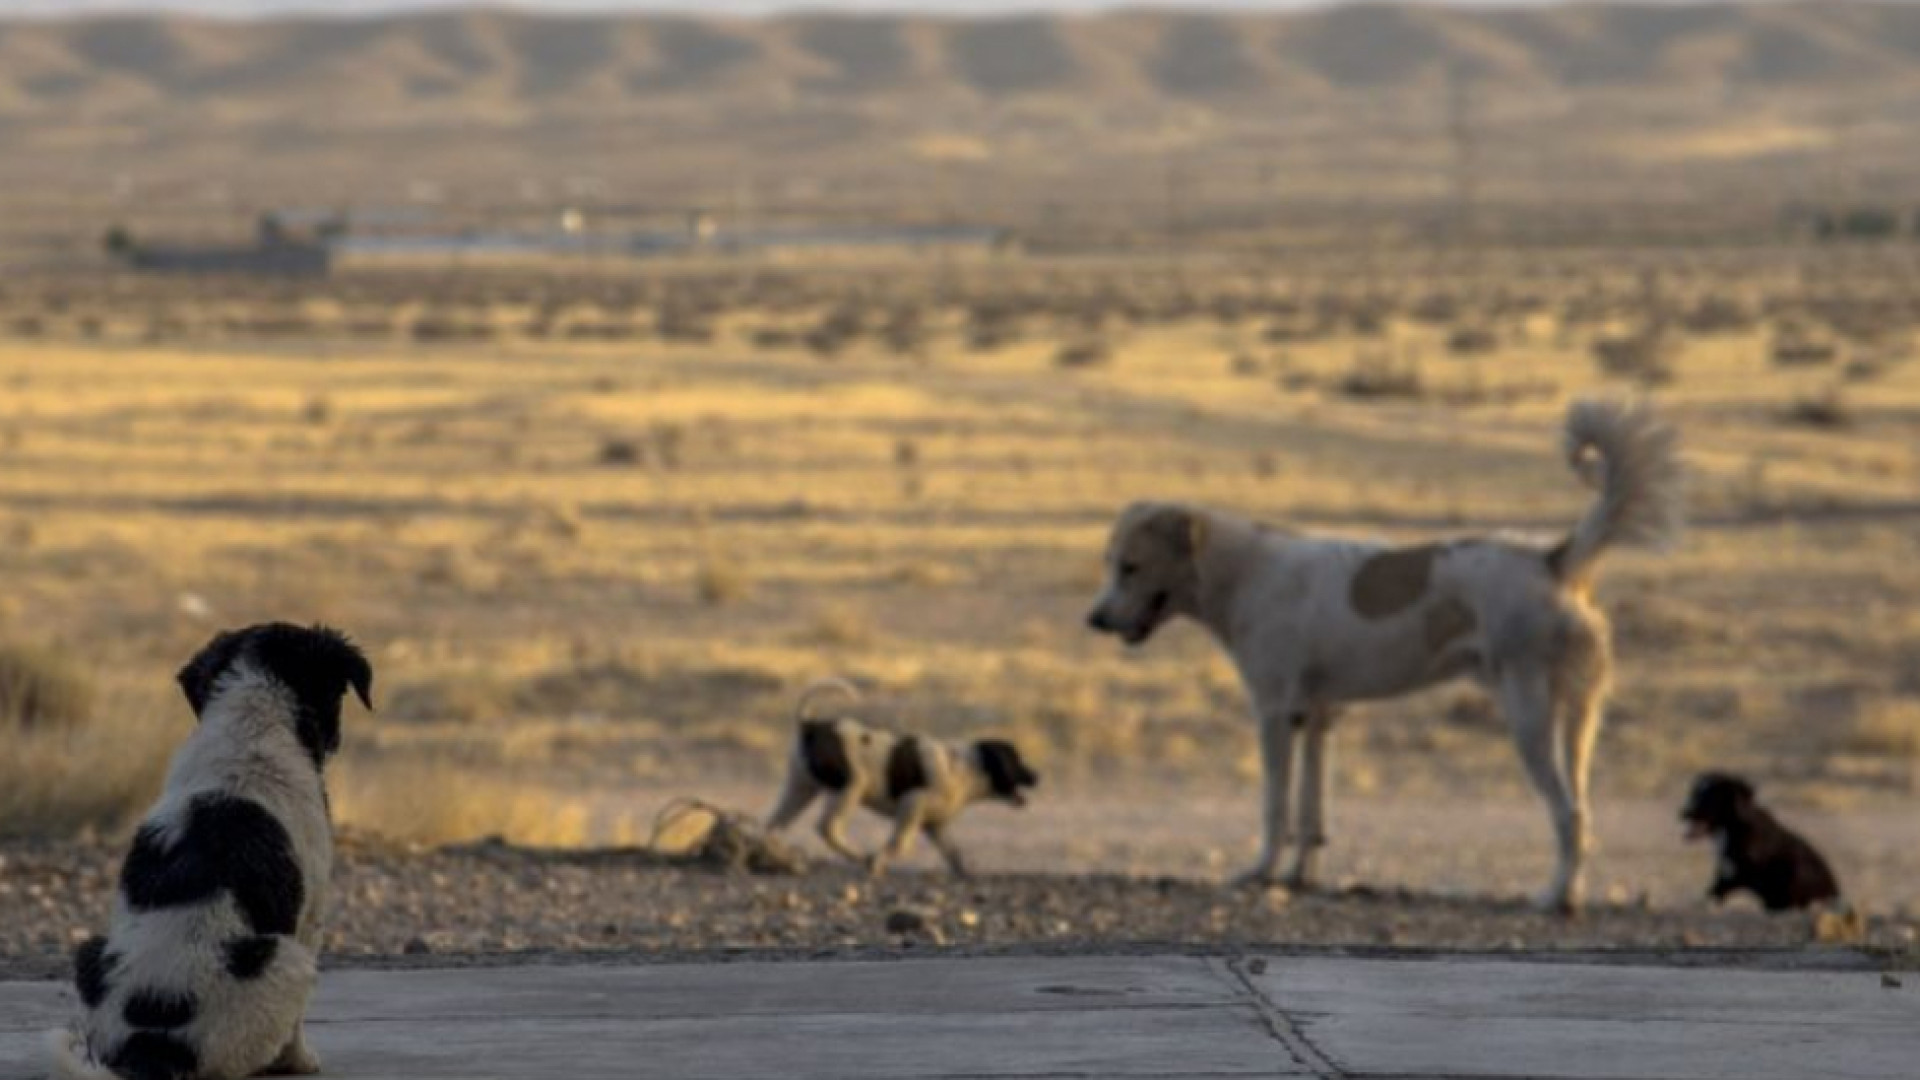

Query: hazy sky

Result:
[0,0,1850,17]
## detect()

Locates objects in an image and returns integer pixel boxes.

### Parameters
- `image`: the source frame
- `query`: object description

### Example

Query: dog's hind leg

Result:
[814,790,865,865]
[1287,708,1334,890]
[1500,667,1582,912]
[262,1027,321,1076]
[764,772,818,833]
[1234,700,1300,886]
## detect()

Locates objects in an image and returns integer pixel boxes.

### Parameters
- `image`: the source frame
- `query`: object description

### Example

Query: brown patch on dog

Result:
[885,737,927,800]
[1423,597,1477,651]
[799,721,851,791]
[1350,545,1439,619]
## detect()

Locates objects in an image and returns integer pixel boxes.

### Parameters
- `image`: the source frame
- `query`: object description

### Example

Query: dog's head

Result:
[177,622,374,769]
[972,739,1039,807]
[1681,771,1754,840]
[1086,502,1206,647]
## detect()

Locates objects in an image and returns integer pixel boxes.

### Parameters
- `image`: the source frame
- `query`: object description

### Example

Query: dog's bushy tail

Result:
[44,1028,121,1080]
[792,677,860,724]
[1550,399,1683,586]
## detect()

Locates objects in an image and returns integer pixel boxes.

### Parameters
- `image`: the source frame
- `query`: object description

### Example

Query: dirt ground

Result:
[5,787,1913,983]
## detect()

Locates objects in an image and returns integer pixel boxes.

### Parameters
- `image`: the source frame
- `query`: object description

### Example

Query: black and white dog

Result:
[1681,771,1840,912]
[765,680,1039,876]
[48,623,372,1080]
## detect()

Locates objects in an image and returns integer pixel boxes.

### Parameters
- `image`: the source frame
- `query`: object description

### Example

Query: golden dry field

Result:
[1,251,1915,889]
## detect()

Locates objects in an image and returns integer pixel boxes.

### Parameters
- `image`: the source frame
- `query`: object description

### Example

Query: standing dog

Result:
[1681,771,1839,911]
[47,623,372,1080]
[765,680,1039,876]
[1086,400,1682,911]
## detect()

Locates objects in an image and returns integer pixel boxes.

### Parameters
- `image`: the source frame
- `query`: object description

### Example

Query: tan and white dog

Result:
[765,681,1040,876]
[48,623,372,1080]
[1086,400,1682,911]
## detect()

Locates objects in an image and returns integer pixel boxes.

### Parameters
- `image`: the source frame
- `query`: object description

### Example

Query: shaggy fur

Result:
[1681,772,1840,912]
[48,623,372,1080]
[1086,400,1683,911]
[764,680,1039,876]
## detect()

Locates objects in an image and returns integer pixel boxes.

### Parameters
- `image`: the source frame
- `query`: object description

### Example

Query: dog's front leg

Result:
[867,794,929,877]
[1287,708,1333,889]
[927,822,970,878]
[1234,702,1298,886]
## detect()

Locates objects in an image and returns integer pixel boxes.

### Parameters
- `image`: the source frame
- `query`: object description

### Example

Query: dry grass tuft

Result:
[0,686,174,837]
[695,556,753,605]
[0,642,94,730]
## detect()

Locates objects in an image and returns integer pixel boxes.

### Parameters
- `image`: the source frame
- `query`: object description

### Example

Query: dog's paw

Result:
[1530,889,1579,917]
[263,1035,323,1075]
[1230,866,1281,889]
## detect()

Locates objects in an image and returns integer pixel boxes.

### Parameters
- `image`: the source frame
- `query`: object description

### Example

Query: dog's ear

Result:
[248,623,374,767]
[975,739,1038,803]
[176,629,248,717]
[1725,775,1755,805]
[1141,505,1206,563]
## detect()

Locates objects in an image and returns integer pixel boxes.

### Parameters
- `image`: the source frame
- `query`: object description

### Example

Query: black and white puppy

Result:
[764,680,1039,876]
[1681,771,1839,912]
[48,623,372,1080]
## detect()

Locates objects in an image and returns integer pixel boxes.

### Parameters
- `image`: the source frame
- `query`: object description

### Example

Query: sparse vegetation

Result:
[0,643,94,731]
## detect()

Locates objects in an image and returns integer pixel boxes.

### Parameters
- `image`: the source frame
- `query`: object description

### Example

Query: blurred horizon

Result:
[0,0,1861,19]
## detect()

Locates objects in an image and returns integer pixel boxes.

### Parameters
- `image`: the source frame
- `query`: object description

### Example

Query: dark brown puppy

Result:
[1681,772,1839,911]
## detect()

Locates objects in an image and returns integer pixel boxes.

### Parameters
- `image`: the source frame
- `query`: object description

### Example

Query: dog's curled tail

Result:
[792,677,860,724]
[44,1028,120,1080]
[1550,399,1683,587]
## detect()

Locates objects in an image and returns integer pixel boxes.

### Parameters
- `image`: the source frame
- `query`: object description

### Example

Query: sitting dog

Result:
[764,680,1039,876]
[47,623,372,1080]
[1086,400,1684,911]
[1681,771,1839,911]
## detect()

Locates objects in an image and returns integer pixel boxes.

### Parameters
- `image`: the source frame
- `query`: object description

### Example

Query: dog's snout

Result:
[1085,608,1109,631]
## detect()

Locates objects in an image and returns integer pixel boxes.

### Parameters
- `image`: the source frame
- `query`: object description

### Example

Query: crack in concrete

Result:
[1216,956,1348,1080]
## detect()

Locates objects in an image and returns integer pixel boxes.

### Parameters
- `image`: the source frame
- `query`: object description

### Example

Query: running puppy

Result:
[764,680,1039,876]
[1086,400,1683,912]
[48,623,373,1080]
[1681,771,1839,911]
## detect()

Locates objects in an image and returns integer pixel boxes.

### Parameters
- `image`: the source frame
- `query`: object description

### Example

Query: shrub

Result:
[1335,349,1424,400]
[1591,325,1678,386]
[0,643,94,730]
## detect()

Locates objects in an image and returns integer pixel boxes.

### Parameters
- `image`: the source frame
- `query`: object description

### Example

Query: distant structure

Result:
[105,208,1007,273]
[109,213,333,276]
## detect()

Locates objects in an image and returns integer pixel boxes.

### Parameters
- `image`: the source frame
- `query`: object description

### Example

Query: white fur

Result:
[763,687,1020,876]
[1088,400,1682,911]
[48,663,331,1080]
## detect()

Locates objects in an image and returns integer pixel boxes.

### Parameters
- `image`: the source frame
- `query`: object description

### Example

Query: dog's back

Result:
[1745,805,1841,911]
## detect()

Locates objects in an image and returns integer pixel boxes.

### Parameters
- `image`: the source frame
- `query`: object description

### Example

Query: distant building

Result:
[113,213,333,276]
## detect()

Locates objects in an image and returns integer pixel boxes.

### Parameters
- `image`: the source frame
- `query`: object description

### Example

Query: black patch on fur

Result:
[121,793,303,936]
[73,935,113,1009]
[224,935,279,980]
[800,720,851,791]
[176,622,373,770]
[107,1031,199,1080]
[1681,771,1840,911]
[123,989,197,1030]
[885,737,927,801]
[974,739,1039,803]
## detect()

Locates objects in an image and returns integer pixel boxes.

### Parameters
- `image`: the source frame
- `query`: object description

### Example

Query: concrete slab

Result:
[1244,957,1920,1080]
[1,953,1913,1080]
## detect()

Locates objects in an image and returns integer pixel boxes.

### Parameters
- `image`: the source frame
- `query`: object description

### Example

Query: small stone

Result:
[956,909,980,929]
[1247,958,1268,975]
[402,937,431,956]
[1881,972,1903,989]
